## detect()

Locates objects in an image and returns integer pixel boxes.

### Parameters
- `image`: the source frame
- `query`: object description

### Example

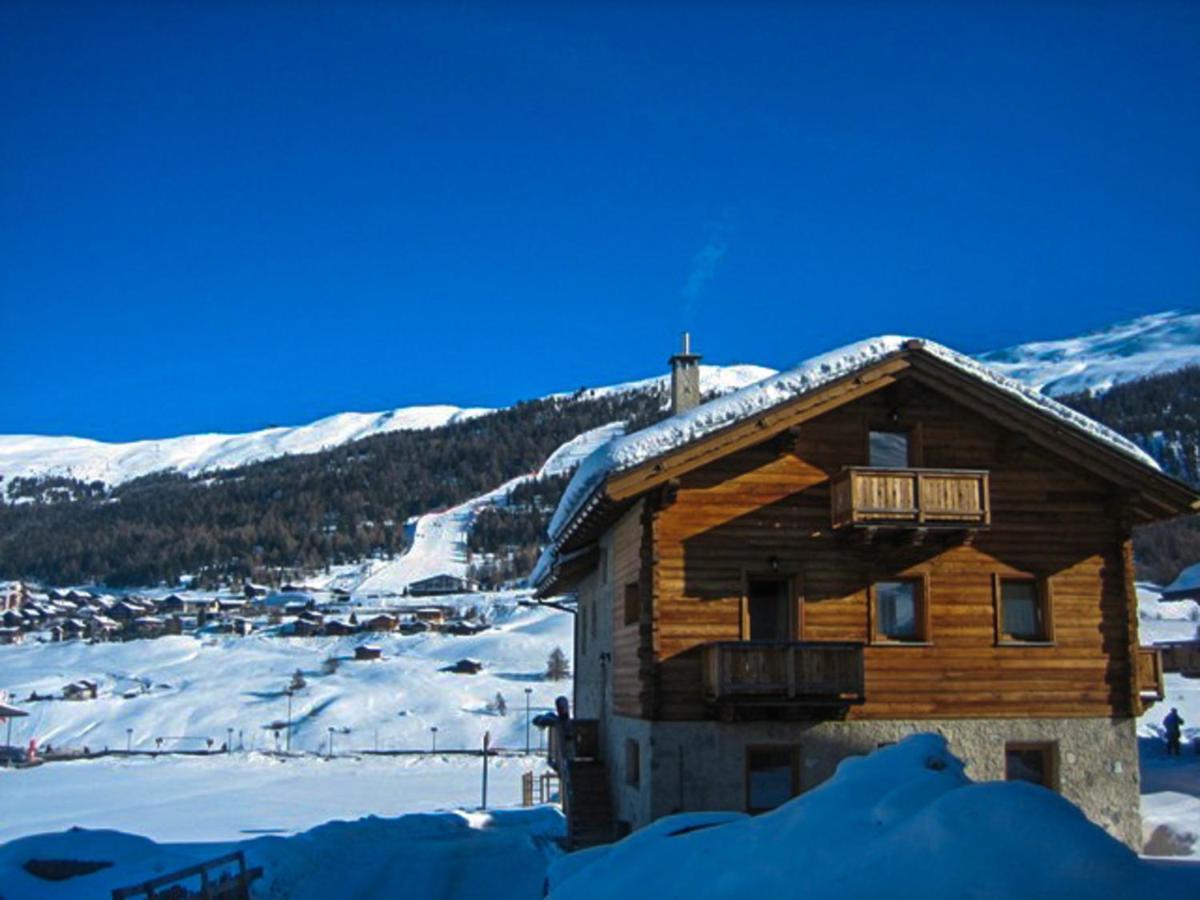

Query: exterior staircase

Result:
[564,758,615,848]
[549,718,616,850]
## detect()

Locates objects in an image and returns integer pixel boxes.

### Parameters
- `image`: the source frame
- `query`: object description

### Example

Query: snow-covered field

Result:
[0,753,542,844]
[0,597,572,755]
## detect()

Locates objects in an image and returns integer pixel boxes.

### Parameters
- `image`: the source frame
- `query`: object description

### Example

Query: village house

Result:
[533,335,1198,851]
[406,574,477,597]
[363,613,398,633]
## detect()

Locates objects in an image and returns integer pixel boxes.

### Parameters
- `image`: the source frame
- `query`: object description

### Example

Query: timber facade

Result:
[537,339,1197,851]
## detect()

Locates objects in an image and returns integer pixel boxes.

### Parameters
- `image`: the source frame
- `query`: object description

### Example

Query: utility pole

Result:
[524,688,532,755]
[285,689,293,753]
[481,731,491,810]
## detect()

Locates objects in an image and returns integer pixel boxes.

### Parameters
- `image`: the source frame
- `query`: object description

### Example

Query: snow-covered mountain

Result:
[978,310,1200,396]
[3,309,1197,491]
[0,406,493,489]
[0,365,775,491]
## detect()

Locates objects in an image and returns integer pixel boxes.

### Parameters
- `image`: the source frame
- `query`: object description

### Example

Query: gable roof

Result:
[533,335,1198,594]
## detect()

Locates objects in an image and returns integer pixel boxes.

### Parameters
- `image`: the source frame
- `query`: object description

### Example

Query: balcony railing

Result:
[831,467,990,530]
[1136,646,1165,709]
[701,641,865,708]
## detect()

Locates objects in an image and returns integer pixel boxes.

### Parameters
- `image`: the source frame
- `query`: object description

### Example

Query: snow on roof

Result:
[1165,562,1200,595]
[544,335,1161,550]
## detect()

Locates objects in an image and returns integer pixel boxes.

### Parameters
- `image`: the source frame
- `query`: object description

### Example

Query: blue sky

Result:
[2,2,1198,441]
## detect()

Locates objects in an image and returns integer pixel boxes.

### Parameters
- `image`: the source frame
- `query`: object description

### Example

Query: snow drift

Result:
[548,735,1199,900]
[0,807,564,900]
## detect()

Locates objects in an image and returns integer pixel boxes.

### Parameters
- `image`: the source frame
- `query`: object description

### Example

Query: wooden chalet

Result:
[533,334,1198,851]
[1156,639,1200,678]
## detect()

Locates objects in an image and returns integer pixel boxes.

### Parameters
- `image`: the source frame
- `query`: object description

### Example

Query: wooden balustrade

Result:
[701,641,865,709]
[831,467,990,529]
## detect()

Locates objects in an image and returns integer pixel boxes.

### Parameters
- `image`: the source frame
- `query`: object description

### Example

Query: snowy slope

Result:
[978,310,1200,396]
[0,597,572,755]
[0,405,491,489]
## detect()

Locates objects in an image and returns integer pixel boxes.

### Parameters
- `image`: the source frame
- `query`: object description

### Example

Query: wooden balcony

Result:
[1136,646,1165,711]
[702,641,865,713]
[831,467,990,530]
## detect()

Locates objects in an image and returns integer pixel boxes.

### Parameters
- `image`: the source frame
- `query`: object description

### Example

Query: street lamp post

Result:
[524,688,532,755]
[430,726,438,754]
[125,728,132,754]
[285,690,294,753]
[327,726,335,759]
[227,727,234,753]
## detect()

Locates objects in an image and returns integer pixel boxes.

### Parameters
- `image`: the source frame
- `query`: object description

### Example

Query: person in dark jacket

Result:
[1164,707,1185,756]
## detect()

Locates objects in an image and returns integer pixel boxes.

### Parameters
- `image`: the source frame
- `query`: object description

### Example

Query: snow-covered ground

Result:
[0,806,565,900]
[549,735,1199,899]
[979,309,1200,396]
[4,736,1196,900]
[1138,583,1200,858]
[0,598,572,754]
[0,753,545,844]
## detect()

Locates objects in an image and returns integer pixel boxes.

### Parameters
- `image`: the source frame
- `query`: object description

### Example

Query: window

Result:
[1005,742,1057,790]
[746,746,800,813]
[746,577,791,641]
[871,579,927,643]
[625,738,640,787]
[995,577,1052,644]
[869,429,910,468]
[624,583,640,627]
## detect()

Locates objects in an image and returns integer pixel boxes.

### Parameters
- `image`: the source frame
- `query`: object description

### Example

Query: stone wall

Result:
[612,716,1141,849]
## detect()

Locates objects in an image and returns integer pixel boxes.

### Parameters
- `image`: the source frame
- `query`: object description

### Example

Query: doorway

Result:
[746,576,792,641]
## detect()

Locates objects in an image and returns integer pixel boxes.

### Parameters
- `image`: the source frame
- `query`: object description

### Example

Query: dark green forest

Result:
[0,390,665,587]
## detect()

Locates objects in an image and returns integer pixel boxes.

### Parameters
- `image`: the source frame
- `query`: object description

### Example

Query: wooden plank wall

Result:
[648,379,1136,721]
[610,502,645,717]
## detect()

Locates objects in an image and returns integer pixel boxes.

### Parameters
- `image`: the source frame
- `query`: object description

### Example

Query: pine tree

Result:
[546,646,570,681]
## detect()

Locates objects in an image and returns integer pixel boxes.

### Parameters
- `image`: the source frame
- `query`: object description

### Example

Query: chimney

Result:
[669,331,702,416]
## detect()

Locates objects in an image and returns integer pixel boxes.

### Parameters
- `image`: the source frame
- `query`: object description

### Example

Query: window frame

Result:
[993,574,1055,646]
[868,575,932,645]
[744,744,802,814]
[864,420,924,468]
[1004,741,1059,791]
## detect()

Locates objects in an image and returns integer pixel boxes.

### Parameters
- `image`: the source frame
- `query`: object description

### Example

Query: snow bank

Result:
[549,735,1198,900]
[0,807,564,900]
[545,335,1161,548]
